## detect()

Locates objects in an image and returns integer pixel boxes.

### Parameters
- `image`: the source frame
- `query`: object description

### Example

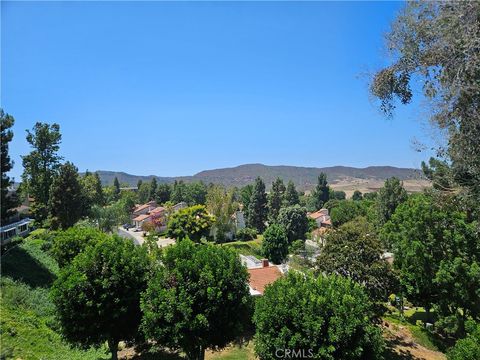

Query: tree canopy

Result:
[1,109,18,222]
[276,205,308,243]
[253,272,384,360]
[247,177,268,232]
[141,239,251,360]
[262,223,289,265]
[167,205,215,242]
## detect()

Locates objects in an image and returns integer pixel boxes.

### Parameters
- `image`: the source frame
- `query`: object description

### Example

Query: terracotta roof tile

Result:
[247,266,282,295]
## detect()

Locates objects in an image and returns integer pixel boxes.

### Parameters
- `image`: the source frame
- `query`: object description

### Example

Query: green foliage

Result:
[206,185,237,243]
[235,227,258,241]
[316,217,398,316]
[1,109,19,222]
[371,1,480,201]
[113,177,120,200]
[330,200,369,227]
[382,193,479,336]
[81,171,105,208]
[171,180,208,206]
[376,177,408,225]
[352,190,363,201]
[51,235,151,359]
[267,178,285,221]
[276,205,308,243]
[156,183,171,204]
[140,239,251,359]
[51,226,107,267]
[48,162,86,229]
[167,205,215,242]
[310,173,330,210]
[138,181,151,203]
[330,189,346,200]
[247,177,268,232]
[239,184,254,220]
[253,273,384,360]
[21,122,63,222]
[447,322,480,360]
[261,224,289,264]
[283,180,299,206]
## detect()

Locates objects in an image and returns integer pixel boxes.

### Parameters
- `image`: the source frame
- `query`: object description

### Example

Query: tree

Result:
[51,235,151,360]
[311,173,330,210]
[253,273,384,360]
[352,190,363,201]
[113,177,120,200]
[276,205,308,243]
[239,184,254,219]
[141,239,251,360]
[167,205,215,242]
[330,200,369,227]
[171,180,188,204]
[137,181,151,204]
[370,1,480,203]
[1,109,18,222]
[316,217,398,316]
[448,322,480,360]
[284,180,299,206]
[156,183,171,204]
[330,189,346,200]
[21,122,63,222]
[206,185,236,243]
[137,179,143,191]
[81,172,105,209]
[149,177,157,201]
[247,177,267,232]
[382,193,479,334]
[267,178,285,221]
[262,224,289,264]
[48,162,86,229]
[376,177,408,225]
[51,226,107,267]
[186,182,208,205]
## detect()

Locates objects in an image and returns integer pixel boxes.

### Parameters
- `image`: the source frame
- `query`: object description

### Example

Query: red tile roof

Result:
[247,266,282,295]
[133,214,151,222]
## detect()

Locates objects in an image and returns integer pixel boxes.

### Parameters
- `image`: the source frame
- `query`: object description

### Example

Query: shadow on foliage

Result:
[1,246,56,288]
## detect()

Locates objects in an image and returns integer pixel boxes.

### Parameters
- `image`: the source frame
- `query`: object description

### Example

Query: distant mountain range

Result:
[92,164,426,191]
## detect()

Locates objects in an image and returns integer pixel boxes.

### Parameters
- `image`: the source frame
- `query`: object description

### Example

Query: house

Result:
[132,200,157,218]
[246,258,283,296]
[172,202,187,212]
[1,218,34,244]
[308,208,332,228]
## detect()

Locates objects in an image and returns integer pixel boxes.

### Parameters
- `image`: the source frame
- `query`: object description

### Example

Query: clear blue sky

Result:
[2,1,433,180]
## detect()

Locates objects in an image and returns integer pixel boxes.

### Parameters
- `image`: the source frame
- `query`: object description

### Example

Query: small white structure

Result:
[234,211,246,230]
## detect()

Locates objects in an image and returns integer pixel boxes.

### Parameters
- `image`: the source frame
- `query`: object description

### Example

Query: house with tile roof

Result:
[308,208,332,228]
[246,259,283,296]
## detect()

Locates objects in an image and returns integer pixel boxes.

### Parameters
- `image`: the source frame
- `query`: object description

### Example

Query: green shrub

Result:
[235,227,257,241]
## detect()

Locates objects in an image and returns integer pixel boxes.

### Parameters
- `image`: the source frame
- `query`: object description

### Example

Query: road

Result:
[117,227,175,248]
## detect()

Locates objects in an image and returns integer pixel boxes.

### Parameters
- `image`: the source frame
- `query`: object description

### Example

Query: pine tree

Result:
[113,177,120,199]
[284,180,299,206]
[149,177,157,201]
[268,178,285,222]
[311,173,330,210]
[247,177,268,232]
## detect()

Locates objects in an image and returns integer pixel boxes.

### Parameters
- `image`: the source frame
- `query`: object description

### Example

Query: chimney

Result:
[262,259,269,268]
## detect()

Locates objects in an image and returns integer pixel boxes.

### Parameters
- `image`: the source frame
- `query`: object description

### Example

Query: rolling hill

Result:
[93,163,428,193]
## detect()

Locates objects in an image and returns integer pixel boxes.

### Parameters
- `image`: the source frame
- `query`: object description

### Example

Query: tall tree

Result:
[267,178,285,222]
[137,181,151,204]
[167,205,215,243]
[81,171,105,209]
[311,173,330,210]
[1,109,18,222]
[276,205,309,243]
[21,122,63,222]
[370,1,480,206]
[352,190,363,201]
[137,179,143,191]
[262,224,289,265]
[284,180,299,206]
[155,183,171,204]
[48,162,86,229]
[171,180,188,204]
[247,177,268,232]
[206,185,237,243]
[113,177,120,200]
[141,239,251,360]
[239,184,254,219]
[149,177,157,201]
[376,177,408,226]
[51,235,150,360]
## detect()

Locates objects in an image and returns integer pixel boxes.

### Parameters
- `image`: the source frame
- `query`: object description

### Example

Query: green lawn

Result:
[221,236,263,259]
[0,234,110,360]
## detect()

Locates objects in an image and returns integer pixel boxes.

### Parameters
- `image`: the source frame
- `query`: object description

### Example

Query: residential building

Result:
[308,208,332,228]
[246,258,283,296]
[1,218,33,244]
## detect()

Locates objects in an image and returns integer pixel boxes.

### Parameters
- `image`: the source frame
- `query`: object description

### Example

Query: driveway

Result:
[117,227,175,248]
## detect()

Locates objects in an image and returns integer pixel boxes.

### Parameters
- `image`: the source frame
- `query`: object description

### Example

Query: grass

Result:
[0,234,110,360]
[207,342,255,360]
[222,236,263,259]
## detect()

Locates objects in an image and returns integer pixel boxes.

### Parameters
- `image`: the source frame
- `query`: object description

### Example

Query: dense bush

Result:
[447,322,480,360]
[254,273,384,360]
[51,226,107,267]
[276,205,308,243]
[235,227,258,241]
[261,224,289,264]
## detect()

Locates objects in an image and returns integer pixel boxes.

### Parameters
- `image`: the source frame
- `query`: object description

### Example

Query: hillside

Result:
[94,164,428,192]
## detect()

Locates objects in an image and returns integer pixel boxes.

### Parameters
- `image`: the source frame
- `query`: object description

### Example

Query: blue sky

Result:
[2,1,433,179]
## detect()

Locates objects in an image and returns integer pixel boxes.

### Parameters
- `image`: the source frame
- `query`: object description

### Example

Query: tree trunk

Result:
[199,345,205,360]
[108,339,118,360]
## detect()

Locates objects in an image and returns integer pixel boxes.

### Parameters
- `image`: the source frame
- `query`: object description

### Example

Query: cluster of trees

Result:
[47,225,385,360]
[136,178,209,207]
